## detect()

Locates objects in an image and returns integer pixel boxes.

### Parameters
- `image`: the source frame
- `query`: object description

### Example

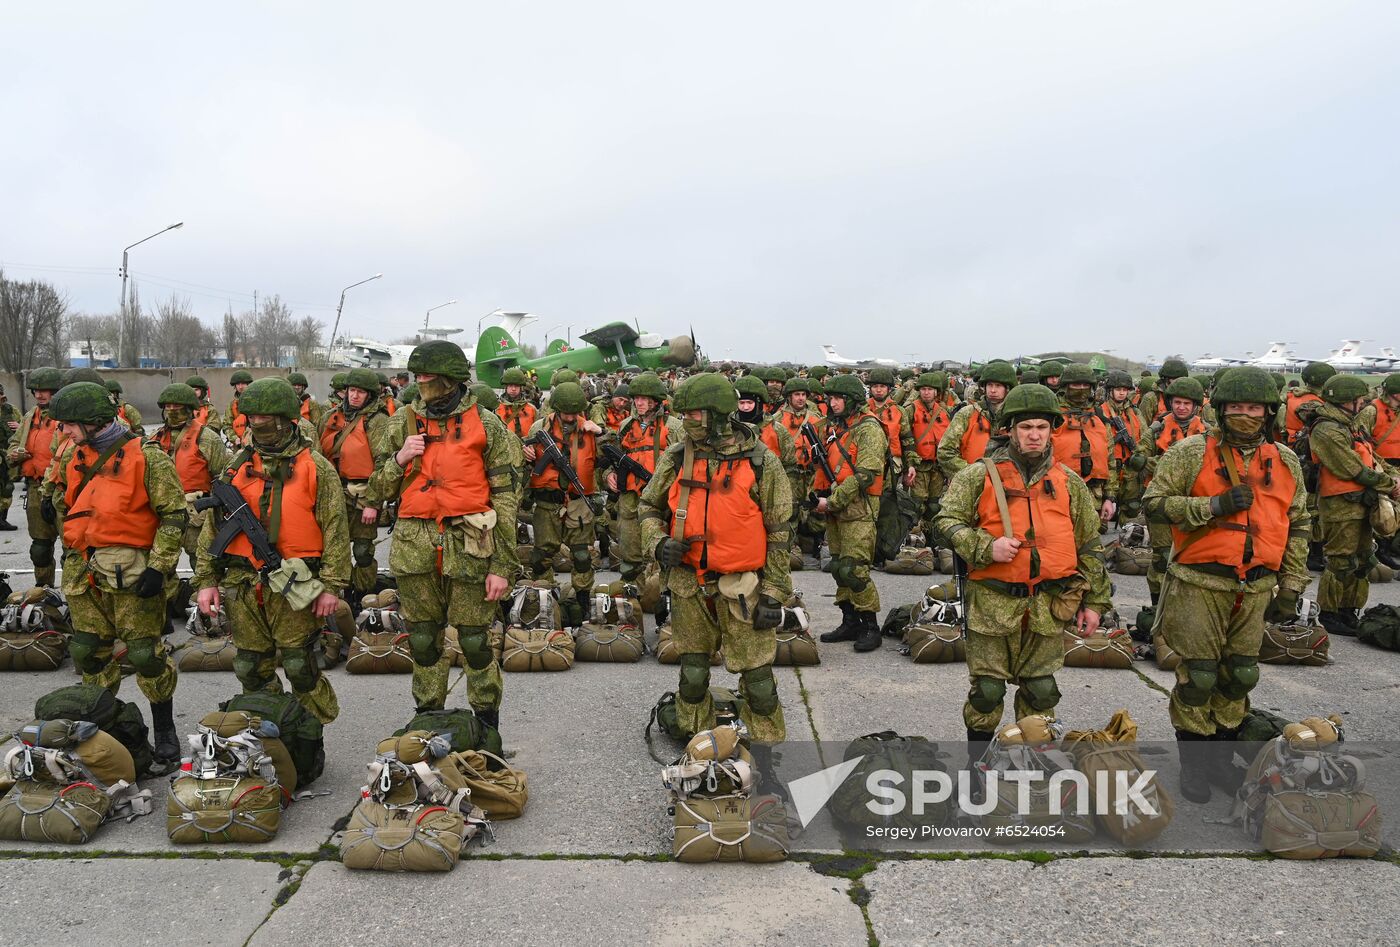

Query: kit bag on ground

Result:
[1062,627,1135,669]
[501,627,575,671]
[1357,603,1400,650]
[506,582,563,631]
[0,588,70,670]
[176,603,237,672]
[901,597,966,664]
[574,584,645,662]
[1235,716,1380,859]
[347,605,414,673]
[671,794,789,863]
[220,692,325,787]
[1259,623,1330,666]
[829,730,949,830]
[773,595,819,666]
[661,723,755,801]
[655,622,721,665]
[166,712,291,844]
[1063,709,1173,845]
[396,708,503,760]
[34,684,153,778]
[884,545,934,576]
[433,749,528,820]
[979,716,1097,844]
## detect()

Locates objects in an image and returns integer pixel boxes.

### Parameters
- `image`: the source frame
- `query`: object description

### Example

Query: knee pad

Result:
[968,676,1007,714]
[740,666,779,716]
[832,557,867,591]
[570,545,592,572]
[407,620,443,667]
[677,653,712,704]
[68,631,107,675]
[123,638,165,678]
[352,539,376,568]
[30,541,54,567]
[279,645,319,691]
[457,625,493,671]
[1218,654,1259,700]
[1177,659,1219,706]
[233,649,275,688]
[1019,675,1061,712]
[1356,553,1378,578]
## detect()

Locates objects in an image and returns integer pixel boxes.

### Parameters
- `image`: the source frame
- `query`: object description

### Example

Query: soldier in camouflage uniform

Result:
[1139,377,1208,623]
[601,372,681,590]
[185,375,222,433]
[103,379,144,435]
[6,367,63,583]
[813,373,888,652]
[639,374,792,745]
[195,378,348,725]
[0,383,21,530]
[938,360,1015,477]
[223,369,255,442]
[318,368,393,602]
[289,371,325,428]
[1142,367,1309,802]
[146,383,229,599]
[936,384,1111,739]
[51,382,187,762]
[1101,369,1149,521]
[1357,373,1400,567]
[367,341,518,724]
[1138,357,1189,424]
[901,371,954,545]
[1300,374,1400,636]
[1054,363,1117,521]
[772,377,825,557]
[735,375,799,504]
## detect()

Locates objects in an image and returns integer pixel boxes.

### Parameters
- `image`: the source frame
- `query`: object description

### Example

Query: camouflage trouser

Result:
[346,497,380,595]
[616,491,646,582]
[827,497,880,612]
[1159,571,1267,735]
[165,505,205,611]
[1112,461,1144,520]
[670,589,785,743]
[0,465,12,513]
[963,625,1064,733]
[25,479,58,587]
[65,561,177,704]
[397,569,503,713]
[907,463,946,546]
[530,499,595,593]
[225,580,340,724]
[1317,498,1372,611]
[1146,518,1173,599]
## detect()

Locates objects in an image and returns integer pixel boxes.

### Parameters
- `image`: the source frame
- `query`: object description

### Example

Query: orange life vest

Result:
[496,401,537,440]
[1313,421,1379,498]
[384,397,397,416]
[222,449,323,567]
[299,398,314,421]
[758,422,782,461]
[909,400,950,463]
[229,398,248,440]
[1370,398,1400,461]
[1284,390,1321,444]
[1052,410,1109,482]
[959,405,997,464]
[154,422,213,493]
[618,415,670,493]
[1155,414,1206,454]
[604,404,629,432]
[529,415,596,496]
[777,407,813,468]
[1172,437,1294,576]
[968,460,1078,588]
[812,415,884,495]
[21,410,57,479]
[1106,404,1143,463]
[868,398,903,459]
[666,452,766,574]
[319,408,376,481]
[62,437,159,552]
[397,407,492,523]
[117,405,130,425]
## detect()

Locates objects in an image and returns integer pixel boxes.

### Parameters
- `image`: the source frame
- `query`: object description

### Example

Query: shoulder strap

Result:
[914,403,943,448]
[326,410,360,463]
[978,457,1014,538]
[1376,404,1400,446]
[670,442,697,543]
[398,405,425,491]
[70,433,137,507]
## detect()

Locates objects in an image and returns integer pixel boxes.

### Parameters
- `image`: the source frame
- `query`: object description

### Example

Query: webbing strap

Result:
[670,442,697,543]
[979,458,1015,539]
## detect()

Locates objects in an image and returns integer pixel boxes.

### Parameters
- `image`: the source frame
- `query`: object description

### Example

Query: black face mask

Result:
[735,405,763,424]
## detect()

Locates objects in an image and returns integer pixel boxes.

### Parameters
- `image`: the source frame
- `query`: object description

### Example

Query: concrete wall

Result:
[0,368,341,421]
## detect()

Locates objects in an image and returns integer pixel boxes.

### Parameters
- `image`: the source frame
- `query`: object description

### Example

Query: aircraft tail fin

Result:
[475,326,523,388]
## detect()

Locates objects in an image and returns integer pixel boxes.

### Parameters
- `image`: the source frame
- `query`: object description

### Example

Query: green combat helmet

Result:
[808,365,830,381]
[672,373,739,415]
[629,372,667,400]
[407,340,472,380]
[782,376,811,396]
[471,383,500,411]
[1212,367,1279,407]
[345,368,380,394]
[26,367,63,392]
[237,377,300,419]
[1059,362,1096,386]
[999,383,1063,429]
[104,379,123,395]
[156,383,199,408]
[376,372,390,388]
[331,372,348,391]
[501,367,528,387]
[822,373,868,416]
[1019,367,1040,386]
[1158,358,1190,382]
[866,367,896,387]
[230,369,254,386]
[915,371,949,391]
[550,382,588,414]
[287,371,309,388]
[899,368,916,382]
[1165,377,1206,404]
[48,382,116,426]
[978,361,1017,387]
[1384,373,1400,396]
[550,369,580,388]
[734,374,769,402]
[1105,370,1133,390]
[62,367,105,387]
[1301,361,1338,390]
[185,375,209,394]
[1320,374,1371,406]
[400,383,420,403]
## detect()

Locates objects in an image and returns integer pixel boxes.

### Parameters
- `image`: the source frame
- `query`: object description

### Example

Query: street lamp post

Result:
[325,274,383,365]
[423,299,458,333]
[118,222,184,367]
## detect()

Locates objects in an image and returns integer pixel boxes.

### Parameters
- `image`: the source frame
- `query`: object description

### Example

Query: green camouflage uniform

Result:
[317,395,394,595]
[146,417,229,577]
[639,427,793,743]
[524,415,599,596]
[823,412,888,613]
[604,410,683,582]
[936,399,1001,479]
[902,397,953,544]
[1142,433,1310,735]
[777,402,824,555]
[367,393,519,713]
[0,397,20,518]
[194,432,349,724]
[1141,411,1205,602]
[298,394,325,429]
[117,402,144,436]
[57,437,186,703]
[7,404,61,585]
[1102,397,1149,520]
[936,444,1111,733]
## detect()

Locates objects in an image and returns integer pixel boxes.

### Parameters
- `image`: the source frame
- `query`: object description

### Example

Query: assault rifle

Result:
[799,421,838,510]
[194,480,282,574]
[1103,409,1138,457]
[527,428,601,513]
[600,442,652,492]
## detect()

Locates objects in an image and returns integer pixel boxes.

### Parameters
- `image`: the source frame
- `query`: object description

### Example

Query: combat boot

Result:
[151,700,180,766]
[852,611,882,652]
[1175,730,1212,804]
[1208,726,1244,795]
[0,509,15,531]
[820,602,858,643]
[965,730,995,805]
[1307,542,1327,573]
[1319,610,1359,637]
[476,707,500,736]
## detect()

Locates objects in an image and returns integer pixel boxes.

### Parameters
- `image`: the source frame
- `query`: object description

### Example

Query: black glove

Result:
[131,567,165,599]
[1209,485,1254,517]
[752,596,783,630]
[655,537,691,569]
[1126,452,1148,472]
[1266,589,1299,624]
[40,498,57,525]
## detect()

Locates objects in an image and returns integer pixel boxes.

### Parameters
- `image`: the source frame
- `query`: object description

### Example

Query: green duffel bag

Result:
[1357,604,1400,650]
[220,692,324,787]
[648,687,748,743]
[396,708,503,760]
[34,684,152,778]
[904,623,966,664]
[671,793,789,863]
[0,630,67,671]
[0,781,111,844]
[829,731,949,830]
[340,798,466,872]
[883,546,934,576]
[166,774,284,844]
[175,634,238,672]
[573,623,645,663]
[13,719,137,788]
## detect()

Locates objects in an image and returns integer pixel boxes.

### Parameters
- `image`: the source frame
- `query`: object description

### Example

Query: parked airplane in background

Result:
[1247,342,1307,373]
[820,345,900,369]
[475,320,701,388]
[1191,353,1252,371]
[1326,340,1399,373]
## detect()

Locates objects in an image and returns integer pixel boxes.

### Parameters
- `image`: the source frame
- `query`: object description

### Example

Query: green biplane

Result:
[474,321,701,388]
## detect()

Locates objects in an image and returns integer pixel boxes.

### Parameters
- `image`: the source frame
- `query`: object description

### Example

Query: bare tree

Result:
[293,315,324,367]
[222,310,245,366]
[153,294,214,367]
[120,283,148,367]
[0,270,70,372]
[253,295,294,367]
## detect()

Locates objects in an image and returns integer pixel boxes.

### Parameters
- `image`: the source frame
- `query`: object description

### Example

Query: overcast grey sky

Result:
[3,2,1398,365]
